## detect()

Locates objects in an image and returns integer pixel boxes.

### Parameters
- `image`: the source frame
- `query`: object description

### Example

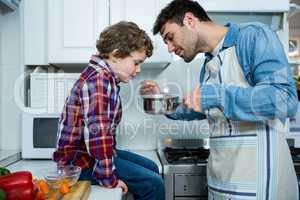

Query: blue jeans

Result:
[79,149,165,200]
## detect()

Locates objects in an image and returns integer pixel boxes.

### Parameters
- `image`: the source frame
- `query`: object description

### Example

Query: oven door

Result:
[174,174,207,197]
[22,112,59,159]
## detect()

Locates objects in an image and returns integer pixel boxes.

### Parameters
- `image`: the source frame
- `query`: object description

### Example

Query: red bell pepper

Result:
[0,171,34,200]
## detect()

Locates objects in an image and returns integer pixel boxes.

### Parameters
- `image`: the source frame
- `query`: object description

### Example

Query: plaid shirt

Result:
[53,55,122,187]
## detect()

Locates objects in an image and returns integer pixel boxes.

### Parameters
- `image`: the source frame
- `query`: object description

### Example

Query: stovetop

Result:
[163,147,210,165]
[289,147,300,164]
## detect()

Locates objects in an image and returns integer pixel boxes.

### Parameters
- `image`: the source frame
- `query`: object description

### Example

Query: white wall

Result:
[0,9,22,150]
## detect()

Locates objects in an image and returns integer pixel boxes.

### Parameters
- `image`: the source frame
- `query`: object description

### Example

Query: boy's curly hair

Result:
[97,21,153,59]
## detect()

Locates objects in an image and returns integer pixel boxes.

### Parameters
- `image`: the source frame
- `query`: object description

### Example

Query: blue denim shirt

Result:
[168,22,298,122]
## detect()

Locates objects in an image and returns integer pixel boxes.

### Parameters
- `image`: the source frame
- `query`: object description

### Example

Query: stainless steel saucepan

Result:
[141,93,181,114]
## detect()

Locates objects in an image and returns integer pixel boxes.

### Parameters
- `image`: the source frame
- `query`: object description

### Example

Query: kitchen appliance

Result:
[289,144,300,191]
[30,73,80,113]
[22,112,59,159]
[0,0,20,12]
[158,139,209,200]
[142,94,180,115]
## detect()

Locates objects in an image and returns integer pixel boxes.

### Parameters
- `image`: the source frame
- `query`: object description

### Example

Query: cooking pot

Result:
[142,94,181,114]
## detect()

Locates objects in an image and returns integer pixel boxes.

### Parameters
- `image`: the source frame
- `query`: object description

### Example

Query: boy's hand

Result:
[139,80,161,95]
[116,180,128,195]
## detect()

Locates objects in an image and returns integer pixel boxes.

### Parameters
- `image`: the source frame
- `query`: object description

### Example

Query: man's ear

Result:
[183,12,196,29]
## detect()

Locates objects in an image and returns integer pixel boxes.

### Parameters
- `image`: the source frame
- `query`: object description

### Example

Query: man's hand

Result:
[139,80,161,95]
[116,180,128,195]
[183,86,202,112]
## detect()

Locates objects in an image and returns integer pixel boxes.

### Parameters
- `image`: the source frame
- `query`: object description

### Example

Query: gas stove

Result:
[158,139,209,200]
[163,147,209,165]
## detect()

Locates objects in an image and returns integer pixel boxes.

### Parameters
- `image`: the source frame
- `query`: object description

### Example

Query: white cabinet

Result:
[23,0,48,65]
[48,0,109,63]
[25,0,170,65]
[196,0,289,12]
[110,0,171,66]
[24,0,288,65]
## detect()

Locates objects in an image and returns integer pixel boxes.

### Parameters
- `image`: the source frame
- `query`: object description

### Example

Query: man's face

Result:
[161,22,198,63]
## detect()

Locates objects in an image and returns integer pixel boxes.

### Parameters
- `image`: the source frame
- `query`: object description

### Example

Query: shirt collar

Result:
[89,55,120,84]
[204,23,239,60]
[222,23,239,48]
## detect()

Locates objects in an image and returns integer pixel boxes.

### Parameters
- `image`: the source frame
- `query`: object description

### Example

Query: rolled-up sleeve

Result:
[201,24,298,122]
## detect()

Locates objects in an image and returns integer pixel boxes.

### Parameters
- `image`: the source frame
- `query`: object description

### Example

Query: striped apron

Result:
[203,45,299,200]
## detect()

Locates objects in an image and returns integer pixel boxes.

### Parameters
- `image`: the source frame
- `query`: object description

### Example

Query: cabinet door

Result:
[23,0,48,65]
[196,0,288,12]
[48,0,109,63]
[110,0,171,66]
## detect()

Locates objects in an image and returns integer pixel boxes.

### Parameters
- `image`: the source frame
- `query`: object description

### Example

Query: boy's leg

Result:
[78,168,99,185]
[115,155,165,200]
[116,149,159,174]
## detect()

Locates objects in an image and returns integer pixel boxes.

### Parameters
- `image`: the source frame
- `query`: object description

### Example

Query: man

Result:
[140,0,299,199]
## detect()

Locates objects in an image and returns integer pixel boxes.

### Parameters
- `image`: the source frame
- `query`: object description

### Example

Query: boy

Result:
[53,21,165,200]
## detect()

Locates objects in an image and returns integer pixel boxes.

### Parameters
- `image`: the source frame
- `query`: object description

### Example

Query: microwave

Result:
[22,112,60,159]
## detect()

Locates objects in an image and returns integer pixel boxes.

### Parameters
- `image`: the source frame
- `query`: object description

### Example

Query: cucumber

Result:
[0,188,6,200]
[0,167,10,176]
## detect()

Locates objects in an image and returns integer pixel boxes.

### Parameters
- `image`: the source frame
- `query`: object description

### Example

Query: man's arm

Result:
[166,106,206,120]
[80,74,118,187]
[201,23,298,122]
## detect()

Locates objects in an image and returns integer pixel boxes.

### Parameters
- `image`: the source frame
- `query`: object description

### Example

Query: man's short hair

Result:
[153,0,211,35]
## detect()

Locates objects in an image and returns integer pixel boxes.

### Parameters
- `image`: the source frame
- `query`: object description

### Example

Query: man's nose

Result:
[167,43,175,53]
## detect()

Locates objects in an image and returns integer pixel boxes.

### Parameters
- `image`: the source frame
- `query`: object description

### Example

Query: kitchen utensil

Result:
[142,93,181,114]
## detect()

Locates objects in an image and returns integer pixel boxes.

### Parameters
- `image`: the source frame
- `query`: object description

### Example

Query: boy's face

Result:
[114,50,147,83]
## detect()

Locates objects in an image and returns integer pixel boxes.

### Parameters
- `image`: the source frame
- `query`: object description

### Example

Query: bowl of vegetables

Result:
[44,165,81,189]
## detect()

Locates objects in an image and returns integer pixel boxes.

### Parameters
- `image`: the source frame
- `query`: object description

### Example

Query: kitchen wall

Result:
[0,8,22,150]
[289,0,300,38]
[289,0,300,67]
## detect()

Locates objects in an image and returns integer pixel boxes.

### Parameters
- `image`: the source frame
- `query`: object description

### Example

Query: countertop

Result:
[5,149,161,200]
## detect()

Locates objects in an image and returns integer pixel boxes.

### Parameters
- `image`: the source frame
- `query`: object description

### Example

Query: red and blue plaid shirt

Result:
[53,55,122,187]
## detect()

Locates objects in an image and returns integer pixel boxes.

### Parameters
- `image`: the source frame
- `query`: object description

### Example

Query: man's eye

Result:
[167,35,173,42]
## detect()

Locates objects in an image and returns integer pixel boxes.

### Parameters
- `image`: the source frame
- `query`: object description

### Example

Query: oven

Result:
[158,139,209,200]
[22,112,59,159]
[289,145,300,192]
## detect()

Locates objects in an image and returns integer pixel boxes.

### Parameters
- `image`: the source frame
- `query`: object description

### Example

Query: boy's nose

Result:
[136,65,141,73]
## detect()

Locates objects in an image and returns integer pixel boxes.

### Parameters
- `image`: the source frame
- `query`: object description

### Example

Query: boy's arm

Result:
[80,74,118,187]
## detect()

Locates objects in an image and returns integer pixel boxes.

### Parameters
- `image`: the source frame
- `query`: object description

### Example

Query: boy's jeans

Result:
[79,149,165,200]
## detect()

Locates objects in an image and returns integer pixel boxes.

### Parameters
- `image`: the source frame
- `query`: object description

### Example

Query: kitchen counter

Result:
[6,159,122,200]
[5,149,161,200]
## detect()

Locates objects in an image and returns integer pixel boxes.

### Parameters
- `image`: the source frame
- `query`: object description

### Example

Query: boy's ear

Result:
[111,49,120,63]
